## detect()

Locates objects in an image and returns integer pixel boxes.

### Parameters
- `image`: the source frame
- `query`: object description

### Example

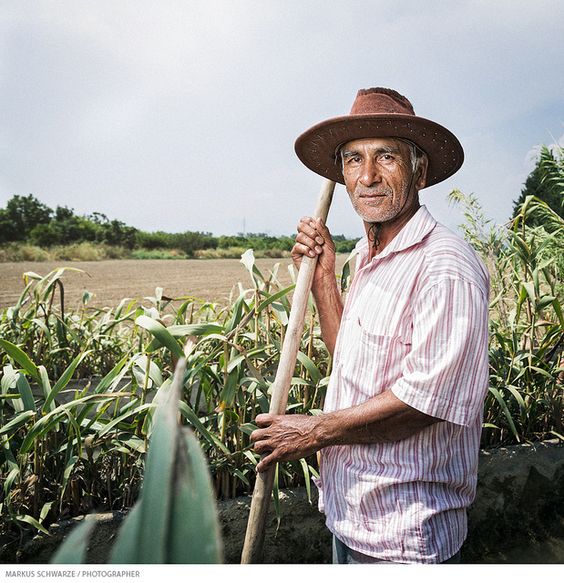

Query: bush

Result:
[0,243,51,262]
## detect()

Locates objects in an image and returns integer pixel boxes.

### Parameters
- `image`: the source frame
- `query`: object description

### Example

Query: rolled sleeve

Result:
[391,279,489,426]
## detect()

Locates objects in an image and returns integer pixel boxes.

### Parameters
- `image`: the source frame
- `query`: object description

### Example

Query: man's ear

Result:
[415,155,429,190]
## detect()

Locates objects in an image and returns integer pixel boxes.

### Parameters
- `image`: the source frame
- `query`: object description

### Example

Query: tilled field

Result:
[0,256,349,309]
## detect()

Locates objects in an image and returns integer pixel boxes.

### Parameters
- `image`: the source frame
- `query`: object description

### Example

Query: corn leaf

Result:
[0,339,40,383]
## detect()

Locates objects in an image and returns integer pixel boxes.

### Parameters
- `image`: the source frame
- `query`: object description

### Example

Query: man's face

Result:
[340,137,425,224]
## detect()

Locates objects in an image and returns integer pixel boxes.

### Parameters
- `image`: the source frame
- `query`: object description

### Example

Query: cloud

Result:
[0,1,562,236]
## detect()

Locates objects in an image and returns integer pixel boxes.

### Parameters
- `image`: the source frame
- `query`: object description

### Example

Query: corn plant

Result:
[0,268,139,378]
[134,250,329,499]
[0,253,330,557]
[449,190,563,446]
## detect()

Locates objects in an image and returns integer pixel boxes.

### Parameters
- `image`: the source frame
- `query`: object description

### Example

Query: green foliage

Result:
[0,195,52,243]
[1,194,359,261]
[134,230,218,257]
[0,255,327,557]
[333,234,360,253]
[512,145,564,223]
[0,195,137,249]
[52,359,222,564]
[449,189,563,446]
[2,161,562,558]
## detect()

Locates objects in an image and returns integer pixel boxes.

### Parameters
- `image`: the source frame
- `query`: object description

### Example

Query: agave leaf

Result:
[168,428,223,563]
[51,519,96,564]
[133,361,182,563]
[109,358,222,563]
[108,504,143,563]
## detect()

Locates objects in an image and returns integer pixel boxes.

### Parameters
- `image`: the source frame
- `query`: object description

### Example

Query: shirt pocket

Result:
[339,320,399,402]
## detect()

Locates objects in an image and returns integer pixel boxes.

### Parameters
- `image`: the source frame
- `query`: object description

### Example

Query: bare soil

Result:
[0,256,349,309]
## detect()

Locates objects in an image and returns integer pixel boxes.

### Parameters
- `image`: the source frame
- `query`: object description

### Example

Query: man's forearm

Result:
[315,389,438,447]
[251,389,440,471]
[312,276,343,356]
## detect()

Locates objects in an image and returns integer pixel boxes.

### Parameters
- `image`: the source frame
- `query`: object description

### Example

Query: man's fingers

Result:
[295,234,323,256]
[255,413,273,427]
[256,453,276,473]
[253,439,272,455]
[298,217,325,242]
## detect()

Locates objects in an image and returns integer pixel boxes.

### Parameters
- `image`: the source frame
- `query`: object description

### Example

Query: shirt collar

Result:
[355,205,437,264]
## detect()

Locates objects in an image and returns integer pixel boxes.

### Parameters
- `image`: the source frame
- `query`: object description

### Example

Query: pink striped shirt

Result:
[316,205,490,563]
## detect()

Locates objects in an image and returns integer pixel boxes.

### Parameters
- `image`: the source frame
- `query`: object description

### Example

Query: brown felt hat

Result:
[294,87,464,188]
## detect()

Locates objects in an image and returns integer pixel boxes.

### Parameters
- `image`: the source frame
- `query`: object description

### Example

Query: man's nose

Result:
[359,159,381,187]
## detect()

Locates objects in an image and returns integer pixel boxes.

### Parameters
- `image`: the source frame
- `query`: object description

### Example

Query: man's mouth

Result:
[358,192,389,199]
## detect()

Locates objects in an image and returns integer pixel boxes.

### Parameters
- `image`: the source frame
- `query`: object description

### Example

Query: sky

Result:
[0,0,563,239]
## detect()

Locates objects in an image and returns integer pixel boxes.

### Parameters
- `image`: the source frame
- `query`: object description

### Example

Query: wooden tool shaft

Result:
[241,178,336,564]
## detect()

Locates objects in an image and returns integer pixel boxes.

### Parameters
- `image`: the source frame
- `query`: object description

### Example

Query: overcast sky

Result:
[1,1,563,238]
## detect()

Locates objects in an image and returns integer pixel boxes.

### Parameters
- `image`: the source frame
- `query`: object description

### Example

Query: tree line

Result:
[0,195,359,257]
[1,145,560,258]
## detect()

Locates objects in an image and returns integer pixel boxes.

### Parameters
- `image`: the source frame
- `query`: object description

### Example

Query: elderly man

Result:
[250,88,489,564]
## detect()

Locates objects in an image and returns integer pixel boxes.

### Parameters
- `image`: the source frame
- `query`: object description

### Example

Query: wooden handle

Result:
[240,178,336,564]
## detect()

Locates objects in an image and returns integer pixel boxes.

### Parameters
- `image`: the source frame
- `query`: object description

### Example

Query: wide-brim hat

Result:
[294,87,464,188]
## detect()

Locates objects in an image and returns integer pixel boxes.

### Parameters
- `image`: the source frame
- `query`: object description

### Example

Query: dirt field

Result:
[0,255,350,309]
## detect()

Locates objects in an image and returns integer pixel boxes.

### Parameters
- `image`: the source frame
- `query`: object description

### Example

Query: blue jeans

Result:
[332,536,461,564]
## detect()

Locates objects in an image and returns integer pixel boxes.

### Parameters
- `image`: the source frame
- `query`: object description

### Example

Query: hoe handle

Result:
[241,178,336,564]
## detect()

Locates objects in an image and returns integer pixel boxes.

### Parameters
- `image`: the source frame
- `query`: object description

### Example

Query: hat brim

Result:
[294,113,464,188]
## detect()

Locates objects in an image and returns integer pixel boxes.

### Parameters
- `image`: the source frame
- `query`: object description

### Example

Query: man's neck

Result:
[364,199,421,259]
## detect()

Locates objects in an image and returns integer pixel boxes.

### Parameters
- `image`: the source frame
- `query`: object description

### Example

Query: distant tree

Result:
[29,222,61,247]
[55,205,77,222]
[102,219,138,249]
[0,194,53,242]
[512,145,563,225]
[173,231,217,257]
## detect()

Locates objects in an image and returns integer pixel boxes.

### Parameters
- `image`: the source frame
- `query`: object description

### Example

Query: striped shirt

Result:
[316,205,490,564]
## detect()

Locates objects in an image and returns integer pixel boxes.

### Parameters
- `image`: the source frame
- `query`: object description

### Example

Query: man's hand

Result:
[250,413,324,473]
[291,217,336,290]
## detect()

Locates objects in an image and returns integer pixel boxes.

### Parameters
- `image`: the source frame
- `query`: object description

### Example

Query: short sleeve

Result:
[391,279,489,426]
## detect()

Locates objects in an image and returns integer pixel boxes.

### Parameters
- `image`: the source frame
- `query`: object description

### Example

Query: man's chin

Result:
[354,208,397,224]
